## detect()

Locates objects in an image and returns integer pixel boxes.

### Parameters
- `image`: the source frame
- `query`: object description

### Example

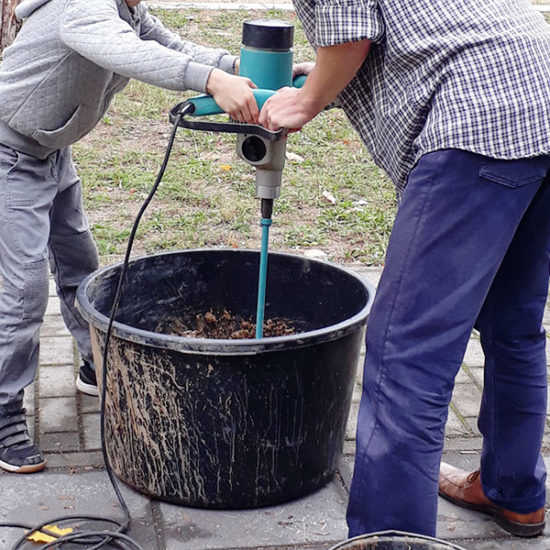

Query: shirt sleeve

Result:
[59,0,232,93]
[138,5,237,74]
[314,0,384,47]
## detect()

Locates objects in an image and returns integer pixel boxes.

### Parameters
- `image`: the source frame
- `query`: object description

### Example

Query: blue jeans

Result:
[347,149,550,536]
[0,144,98,406]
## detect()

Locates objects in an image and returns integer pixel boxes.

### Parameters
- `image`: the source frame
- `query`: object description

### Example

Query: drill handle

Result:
[184,75,307,117]
[169,103,287,142]
[292,74,307,88]
[169,75,306,141]
[185,88,275,117]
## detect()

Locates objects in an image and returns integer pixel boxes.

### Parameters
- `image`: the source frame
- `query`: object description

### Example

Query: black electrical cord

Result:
[1,104,191,550]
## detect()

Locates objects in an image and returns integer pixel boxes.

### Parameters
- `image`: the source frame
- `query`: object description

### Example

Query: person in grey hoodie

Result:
[0,0,260,474]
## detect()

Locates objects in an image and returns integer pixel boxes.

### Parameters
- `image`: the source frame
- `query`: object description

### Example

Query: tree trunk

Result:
[0,0,21,51]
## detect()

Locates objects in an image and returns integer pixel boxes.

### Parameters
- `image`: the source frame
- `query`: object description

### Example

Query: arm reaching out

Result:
[259,40,371,131]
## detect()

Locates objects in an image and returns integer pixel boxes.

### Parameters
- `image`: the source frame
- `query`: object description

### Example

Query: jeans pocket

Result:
[0,147,21,177]
[479,156,550,189]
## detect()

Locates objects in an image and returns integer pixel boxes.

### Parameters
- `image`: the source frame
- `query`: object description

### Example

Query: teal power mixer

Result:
[170,19,305,338]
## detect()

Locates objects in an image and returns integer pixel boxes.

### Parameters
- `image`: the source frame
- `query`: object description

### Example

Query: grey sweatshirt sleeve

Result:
[59,0,229,93]
[138,6,238,75]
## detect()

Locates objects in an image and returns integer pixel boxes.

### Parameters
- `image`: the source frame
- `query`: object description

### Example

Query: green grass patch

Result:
[75,8,396,266]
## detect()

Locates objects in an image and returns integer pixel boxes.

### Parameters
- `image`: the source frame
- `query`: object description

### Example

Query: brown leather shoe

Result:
[439,462,545,537]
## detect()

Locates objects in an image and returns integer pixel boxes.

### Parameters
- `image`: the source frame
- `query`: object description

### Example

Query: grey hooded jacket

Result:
[0,0,237,157]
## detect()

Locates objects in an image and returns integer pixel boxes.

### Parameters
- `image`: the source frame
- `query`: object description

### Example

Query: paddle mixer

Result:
[170,19,304,337]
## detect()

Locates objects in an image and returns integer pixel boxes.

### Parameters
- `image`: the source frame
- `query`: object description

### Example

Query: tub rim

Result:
[76,248,375,356]
[328,530,469,550]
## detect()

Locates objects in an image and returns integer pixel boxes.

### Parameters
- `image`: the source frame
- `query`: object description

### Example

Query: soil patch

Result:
[158,308,299,339]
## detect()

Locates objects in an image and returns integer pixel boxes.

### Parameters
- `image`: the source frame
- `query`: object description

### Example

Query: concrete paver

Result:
[159,481,348,550]
[1,471,160,550]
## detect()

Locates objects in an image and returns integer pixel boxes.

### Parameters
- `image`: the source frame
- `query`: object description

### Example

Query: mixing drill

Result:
[170,19,303,338]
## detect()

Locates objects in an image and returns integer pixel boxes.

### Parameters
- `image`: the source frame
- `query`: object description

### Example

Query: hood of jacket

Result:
[16,0,52,19]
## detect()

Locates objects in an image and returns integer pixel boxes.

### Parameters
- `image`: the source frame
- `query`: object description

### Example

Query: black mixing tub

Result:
[76,249,373,509]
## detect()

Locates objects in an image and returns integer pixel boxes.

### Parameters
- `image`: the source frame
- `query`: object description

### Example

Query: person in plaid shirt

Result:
[260,0,550,539]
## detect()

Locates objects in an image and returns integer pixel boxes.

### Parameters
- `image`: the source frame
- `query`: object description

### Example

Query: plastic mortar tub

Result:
[76,249,373,509]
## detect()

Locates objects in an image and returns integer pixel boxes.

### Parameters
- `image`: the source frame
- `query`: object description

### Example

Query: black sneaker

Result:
[76,360,99,397]
[0,403,45,474]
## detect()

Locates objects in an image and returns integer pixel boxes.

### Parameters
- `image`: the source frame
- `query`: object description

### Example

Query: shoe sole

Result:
[0,457,46,474]
[439,490,545,537]
[76,377,99,397]
[494,513,546,538]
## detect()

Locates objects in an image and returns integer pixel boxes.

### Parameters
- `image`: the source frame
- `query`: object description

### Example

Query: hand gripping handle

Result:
[169,75,307,141]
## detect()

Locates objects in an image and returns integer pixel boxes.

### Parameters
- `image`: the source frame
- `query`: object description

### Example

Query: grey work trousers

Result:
[0,143,99,406]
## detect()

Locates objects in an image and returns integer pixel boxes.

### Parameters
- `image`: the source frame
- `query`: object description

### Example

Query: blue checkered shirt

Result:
[293,0,550,189]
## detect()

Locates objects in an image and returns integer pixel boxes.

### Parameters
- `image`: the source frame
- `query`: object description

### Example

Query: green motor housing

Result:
[185,19,300,117]
[239,19,294,90]
[236,20,295,201]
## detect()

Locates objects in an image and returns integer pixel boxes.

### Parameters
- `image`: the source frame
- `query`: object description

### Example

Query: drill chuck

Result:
[261,198,274,219]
